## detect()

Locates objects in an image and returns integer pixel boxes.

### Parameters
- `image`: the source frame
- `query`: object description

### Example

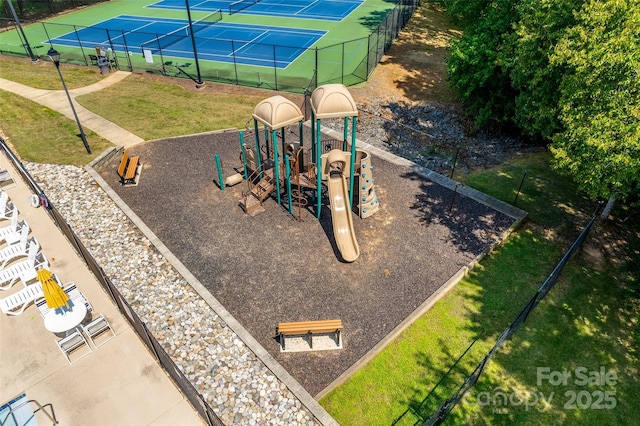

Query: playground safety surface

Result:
[97,128,517,396]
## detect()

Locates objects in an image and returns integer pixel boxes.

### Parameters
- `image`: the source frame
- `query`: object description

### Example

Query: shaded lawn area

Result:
[320,229,561,425]
[454,253,640,425]
[321,153,639,425]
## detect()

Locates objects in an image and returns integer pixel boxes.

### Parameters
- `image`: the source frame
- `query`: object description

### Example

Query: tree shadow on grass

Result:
[396,219,640,424]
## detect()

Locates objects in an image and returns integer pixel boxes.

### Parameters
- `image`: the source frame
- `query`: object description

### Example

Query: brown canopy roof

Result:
[310,84,358,119]
[252,95,304,129]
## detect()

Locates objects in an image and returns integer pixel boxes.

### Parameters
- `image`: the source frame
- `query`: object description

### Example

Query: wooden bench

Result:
[276,319,343,351]
[116,150,141,185]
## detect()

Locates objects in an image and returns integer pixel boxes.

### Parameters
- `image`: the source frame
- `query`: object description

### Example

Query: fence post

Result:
[341,42,345,84]
[514,170,528,206]
[232,40,239,84]
[273,44,278,90]
[73,25,88,65]
[449,147,459,179]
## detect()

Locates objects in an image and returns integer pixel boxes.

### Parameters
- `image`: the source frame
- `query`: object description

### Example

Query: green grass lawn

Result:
[0,57,106,90]
[0,90,112,166]
[0,57,268,159]
[76,74,267,140]
[320,154,640,425]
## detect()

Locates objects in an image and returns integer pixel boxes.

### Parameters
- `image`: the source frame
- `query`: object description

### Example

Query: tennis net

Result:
[228,0,261,15]
[141,10,222,51]
[190,9,223,36]
[143,25,189,51]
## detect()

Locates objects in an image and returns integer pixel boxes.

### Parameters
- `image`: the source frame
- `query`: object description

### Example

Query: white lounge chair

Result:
[0,282,43,315]
[0,226,39,270]
[0,190,16,221]
[0,244,48,291]
[0,207,29,245]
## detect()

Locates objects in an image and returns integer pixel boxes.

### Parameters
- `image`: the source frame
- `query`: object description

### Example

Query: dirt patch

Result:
[349,2,462,105]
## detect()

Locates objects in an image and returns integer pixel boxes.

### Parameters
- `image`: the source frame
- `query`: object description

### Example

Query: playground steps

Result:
[244,194,266,217]
[290,171,317,189]
[243,170,275,217]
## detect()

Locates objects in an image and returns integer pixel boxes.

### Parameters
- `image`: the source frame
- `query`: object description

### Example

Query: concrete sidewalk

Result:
[0,71,143,149]
[0,154,204,425]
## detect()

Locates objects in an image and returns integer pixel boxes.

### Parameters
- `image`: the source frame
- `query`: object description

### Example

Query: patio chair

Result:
[56,330,92,364]
[81,314,115,348]
[0,207,29,245]
[63,283,94,312]
[0,244,48,291]
[0,226,39,270]
[0,190,16,220]
[0,168,15,189]
[0,282,43,316]
[35,296,50,318]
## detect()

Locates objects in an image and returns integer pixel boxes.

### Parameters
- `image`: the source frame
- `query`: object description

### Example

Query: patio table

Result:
[43,302,87,334]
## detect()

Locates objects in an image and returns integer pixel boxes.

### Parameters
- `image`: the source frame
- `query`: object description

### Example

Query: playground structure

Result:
[226,84,380,262]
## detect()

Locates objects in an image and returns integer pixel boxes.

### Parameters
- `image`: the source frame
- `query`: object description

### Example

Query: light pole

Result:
[47,47,92,154]
[185,0,204,88]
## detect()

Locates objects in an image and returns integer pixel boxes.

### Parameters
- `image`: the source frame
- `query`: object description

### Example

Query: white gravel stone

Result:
[25,162,318,425]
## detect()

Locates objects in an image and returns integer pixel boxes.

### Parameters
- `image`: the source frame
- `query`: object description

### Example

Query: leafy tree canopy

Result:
[445,0,639,203]
[445,0,519,129]
[551,0,640,202]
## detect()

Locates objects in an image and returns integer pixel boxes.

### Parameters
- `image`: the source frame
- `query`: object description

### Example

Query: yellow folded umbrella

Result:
[37,268,71,311]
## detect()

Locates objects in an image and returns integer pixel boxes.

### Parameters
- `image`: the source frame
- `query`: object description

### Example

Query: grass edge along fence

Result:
[0,0,108,23]
[0,138,226,426]
[394,204,602,425]
[0,0,419,93]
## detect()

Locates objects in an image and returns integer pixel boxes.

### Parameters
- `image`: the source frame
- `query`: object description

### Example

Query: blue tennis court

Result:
[46,15,325,68]
[147,0,363,21]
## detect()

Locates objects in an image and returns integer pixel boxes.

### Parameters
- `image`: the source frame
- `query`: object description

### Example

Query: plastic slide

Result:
[327,164,360,263]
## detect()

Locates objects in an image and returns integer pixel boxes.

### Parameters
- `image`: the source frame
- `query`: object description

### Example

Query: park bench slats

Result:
[116,150,141,186]
[277,319,343,351]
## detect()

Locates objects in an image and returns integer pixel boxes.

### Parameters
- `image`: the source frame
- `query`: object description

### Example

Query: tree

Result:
[550,0,640,205]
[443,0,491,24]
[510,0,584,139]
[445,0,520,129]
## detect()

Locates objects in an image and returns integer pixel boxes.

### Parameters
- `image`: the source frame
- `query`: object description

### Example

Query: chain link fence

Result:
[1,0,420,93]
[387,203,602,425]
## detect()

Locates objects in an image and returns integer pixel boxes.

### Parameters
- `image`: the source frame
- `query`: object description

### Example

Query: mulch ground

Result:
[97,128,515,396]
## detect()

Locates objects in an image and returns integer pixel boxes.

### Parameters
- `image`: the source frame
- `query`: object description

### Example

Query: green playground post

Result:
[285,154,292,214]
[215,153,225,191]
[264,125,270,159]
[254,120,262,179]
[315,116,322,219]
[299,121,304,147]
[272,129,281,205]
[310,117,315,158]
[343,117,349,151]
[239,131,248,179]
[349,116,357,205]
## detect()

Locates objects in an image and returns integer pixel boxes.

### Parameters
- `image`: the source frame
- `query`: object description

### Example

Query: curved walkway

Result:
[1,72,333,424]
[0,71,143,148]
